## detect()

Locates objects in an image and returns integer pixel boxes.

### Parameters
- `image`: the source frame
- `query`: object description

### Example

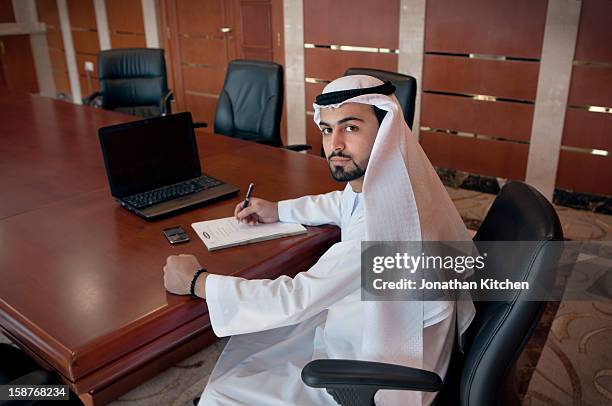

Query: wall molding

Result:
[142,0,161,48]
[398,0,426,140]
[11,0,55,98]
[283,0,306,146]
[57,0,81,103]
[93,0,111,50]
[525,0,581,200]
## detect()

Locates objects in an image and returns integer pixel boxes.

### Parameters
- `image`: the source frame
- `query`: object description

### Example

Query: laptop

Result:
[98,112,239,220]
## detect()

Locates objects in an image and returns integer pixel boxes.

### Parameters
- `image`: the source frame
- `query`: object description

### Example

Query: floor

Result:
[2,186,610,405]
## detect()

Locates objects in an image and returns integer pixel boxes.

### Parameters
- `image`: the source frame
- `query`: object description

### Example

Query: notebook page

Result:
[192,217,307,251]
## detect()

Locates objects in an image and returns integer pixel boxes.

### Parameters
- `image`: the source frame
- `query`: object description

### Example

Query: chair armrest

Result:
[193,122,208,128]
[160,89,174,116]
[82,91,101,106]
[282,144,312,152]
[302,359,443,392]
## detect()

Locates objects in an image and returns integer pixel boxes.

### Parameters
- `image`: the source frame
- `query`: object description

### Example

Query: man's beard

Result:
[327,151,366,182]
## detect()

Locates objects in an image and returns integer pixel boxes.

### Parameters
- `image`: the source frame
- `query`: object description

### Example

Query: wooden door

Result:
[232,0,287,142]
[162,0,285,138]
[162,0,237,133]
[232,0,284,65]
[106,0,147,48]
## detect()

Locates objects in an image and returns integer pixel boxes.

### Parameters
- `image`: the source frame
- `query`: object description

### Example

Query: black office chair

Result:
[215,59,310,152]
[82,48,174,119]
[301,181,564,406]
[343,68,417,129]
[0,343,82,405]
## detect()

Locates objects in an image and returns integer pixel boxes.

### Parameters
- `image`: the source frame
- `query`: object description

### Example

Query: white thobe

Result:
[199,184,456,406]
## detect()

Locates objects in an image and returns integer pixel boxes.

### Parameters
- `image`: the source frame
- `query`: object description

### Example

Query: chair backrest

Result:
[456,182,563,405]
[343,68,417,129]
[98,48,169,118]
[214,60,284,147]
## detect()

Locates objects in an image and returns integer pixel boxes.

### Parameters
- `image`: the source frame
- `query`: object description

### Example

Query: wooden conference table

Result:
[0,93,341,405]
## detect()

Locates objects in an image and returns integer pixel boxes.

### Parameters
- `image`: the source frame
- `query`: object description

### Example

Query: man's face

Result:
[319,103,380,182]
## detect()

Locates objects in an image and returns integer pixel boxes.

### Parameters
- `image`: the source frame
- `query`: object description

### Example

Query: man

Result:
[163,75,475,405]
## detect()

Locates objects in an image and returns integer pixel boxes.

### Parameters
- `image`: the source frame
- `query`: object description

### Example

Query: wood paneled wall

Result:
[0,0,39,93]
[302,0,400,154]
[556,0,612,196]
[106,0,147,48]
[420,0,547,181]
[36,0,71,97]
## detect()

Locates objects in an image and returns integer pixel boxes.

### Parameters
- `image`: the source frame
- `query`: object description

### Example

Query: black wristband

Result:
[190,268,207,299]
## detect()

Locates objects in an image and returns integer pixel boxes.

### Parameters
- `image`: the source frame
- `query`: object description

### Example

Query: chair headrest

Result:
[98,48,167,79]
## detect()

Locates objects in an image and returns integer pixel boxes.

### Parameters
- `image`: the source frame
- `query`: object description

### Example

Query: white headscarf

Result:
[314,75,475,405]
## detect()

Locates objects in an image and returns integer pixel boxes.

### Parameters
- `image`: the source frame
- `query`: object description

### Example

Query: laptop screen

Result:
[98,112,201,198]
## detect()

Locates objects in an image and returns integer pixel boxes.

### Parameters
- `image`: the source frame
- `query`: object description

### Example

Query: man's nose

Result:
[330,129,345,151]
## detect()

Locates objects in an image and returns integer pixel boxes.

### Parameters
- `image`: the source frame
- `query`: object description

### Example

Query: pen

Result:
[242,183,254,209]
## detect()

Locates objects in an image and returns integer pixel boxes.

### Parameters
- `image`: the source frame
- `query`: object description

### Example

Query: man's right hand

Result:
[234,197,279,225]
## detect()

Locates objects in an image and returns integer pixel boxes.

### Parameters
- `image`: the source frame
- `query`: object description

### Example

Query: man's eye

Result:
[345,125,358,132]
[321,127,332,135]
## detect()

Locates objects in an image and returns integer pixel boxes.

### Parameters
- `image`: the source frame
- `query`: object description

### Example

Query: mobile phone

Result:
[163,226,190,244]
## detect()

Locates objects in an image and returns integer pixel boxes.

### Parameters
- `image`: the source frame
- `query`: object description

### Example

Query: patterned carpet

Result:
[1,186,610,405]
[524,301,612,406]
[109,339,227,406]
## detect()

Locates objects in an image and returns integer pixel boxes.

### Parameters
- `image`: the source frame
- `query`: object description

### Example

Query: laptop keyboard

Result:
[123,175,223,209]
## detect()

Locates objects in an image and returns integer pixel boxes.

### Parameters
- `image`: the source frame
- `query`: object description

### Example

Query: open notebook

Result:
[192,217,307,251]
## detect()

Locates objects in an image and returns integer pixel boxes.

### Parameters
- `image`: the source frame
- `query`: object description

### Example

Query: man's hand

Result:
[234,197,279,225]
[163,254,207,298]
